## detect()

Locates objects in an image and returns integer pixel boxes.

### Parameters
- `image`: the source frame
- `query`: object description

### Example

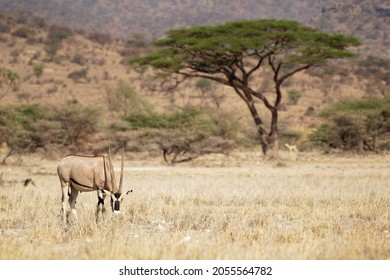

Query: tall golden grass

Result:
[1,153,389,259]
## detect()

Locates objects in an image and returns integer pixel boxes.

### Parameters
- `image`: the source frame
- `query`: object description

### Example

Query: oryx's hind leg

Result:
[95,190,106,223]
[59,176,68,223]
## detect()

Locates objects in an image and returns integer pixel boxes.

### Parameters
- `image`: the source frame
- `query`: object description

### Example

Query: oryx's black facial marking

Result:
[114,193,121,199]
[113,192,121,211]
[114,201,120,211]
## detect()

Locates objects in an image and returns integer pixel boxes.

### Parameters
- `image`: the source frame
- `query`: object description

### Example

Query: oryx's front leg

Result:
[96,190,107,223]
[68,186,79,222]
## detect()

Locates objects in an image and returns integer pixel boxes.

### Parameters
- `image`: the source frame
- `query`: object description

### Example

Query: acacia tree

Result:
[131,19,359,155]
[0,66,19,99]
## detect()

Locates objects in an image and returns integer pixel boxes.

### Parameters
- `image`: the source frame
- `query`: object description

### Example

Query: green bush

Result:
[320,98,390,117]
[287,90,302,105]
[0,105,48,151]
[33,63,44,79]
[125,108,214,131]
[360,55,390,71]
[195,78,212,93]
[104,81,153,117]
[310,98,390,151]
[0,105,99,153]
[0,66,19,86]
[47,25,73,44]
[125,106,252,143]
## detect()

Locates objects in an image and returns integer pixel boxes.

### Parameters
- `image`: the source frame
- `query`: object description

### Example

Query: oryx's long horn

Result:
[119,146,124,192]
[108,146,116,191]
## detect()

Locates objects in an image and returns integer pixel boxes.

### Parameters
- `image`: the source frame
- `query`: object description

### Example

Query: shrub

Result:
[287,90,302,105]
[105,81,153,117]
[157,132,235,165]
[71,54,87,65]
[53,106,99,147]
[304,106,315,116]
[47,25,73,44]
[321,98,390,117]
[0,66,19,89]
[44,42,61,60]
[310,98,390,152]
[122,107,248,163]
[11,26,34,38]
[44,25,73,60]
[33,63,44,80]
[88,32,112,45]
[128,33,147,47]
[68,68,88,82]
[0,105,48,152]
[195,78,212,93]
[125,108,215,131]
[355,56,390,86]
[0,21,11,33]
[32,16,47,29]
[0,105,99,155]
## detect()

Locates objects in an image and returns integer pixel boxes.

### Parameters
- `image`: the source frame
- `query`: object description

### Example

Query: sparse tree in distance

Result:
[0,66,19,99]
[33,63,44,81]
[131,19,360,156]
[195,78,225,108]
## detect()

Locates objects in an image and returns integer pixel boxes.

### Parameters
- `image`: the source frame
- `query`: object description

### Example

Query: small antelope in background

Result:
[57,148,132,223]
[284,143,299,153]
[284,143,299,161]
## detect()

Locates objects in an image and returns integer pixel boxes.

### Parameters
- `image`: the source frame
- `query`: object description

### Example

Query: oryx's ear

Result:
[119,189,133,200]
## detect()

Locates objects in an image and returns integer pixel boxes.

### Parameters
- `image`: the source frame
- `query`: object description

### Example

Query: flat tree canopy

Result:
[131,19,360,155]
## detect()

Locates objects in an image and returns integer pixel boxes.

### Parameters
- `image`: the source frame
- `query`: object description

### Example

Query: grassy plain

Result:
[0,151,389,259]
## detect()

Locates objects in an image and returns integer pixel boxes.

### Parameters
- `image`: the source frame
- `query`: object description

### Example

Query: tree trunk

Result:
[267,107,279,156]
[241,94,270,155]
[232,85,280,156]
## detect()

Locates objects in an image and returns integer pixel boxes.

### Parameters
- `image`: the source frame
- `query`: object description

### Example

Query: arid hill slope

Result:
[0,0,388,57]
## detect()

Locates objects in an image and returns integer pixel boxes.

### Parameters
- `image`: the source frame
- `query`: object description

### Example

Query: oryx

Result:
[57,148,132,223]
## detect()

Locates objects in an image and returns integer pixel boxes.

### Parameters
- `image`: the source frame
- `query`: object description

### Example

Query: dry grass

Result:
[0,152,390,260]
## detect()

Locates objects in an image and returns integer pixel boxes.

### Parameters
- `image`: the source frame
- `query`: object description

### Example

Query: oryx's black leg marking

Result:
[97,190,106,206]
[96,190,107,223]
[98,196,104,205]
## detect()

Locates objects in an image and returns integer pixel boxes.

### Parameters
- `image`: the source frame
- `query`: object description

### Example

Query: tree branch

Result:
[278,63,314,84]
[247,52,269,78]
[163,74,189,91]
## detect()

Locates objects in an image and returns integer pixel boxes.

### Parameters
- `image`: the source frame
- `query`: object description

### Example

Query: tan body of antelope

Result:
[57,149,132,223]
[284,143,299,153]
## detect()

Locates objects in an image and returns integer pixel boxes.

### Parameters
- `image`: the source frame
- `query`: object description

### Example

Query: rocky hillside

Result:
[0,0,388,57]
[311,0,390,57]
[0,14,387,125]
[0,0,326,38]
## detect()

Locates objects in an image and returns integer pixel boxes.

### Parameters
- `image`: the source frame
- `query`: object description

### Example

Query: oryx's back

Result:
[57,155,108,191]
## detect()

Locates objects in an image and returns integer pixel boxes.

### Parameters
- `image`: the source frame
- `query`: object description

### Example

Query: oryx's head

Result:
[102,189,133,214]
[103,147,133,214]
